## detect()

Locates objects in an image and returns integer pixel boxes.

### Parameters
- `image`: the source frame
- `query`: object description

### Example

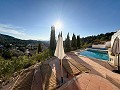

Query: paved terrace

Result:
[58,73,119,90]
[49,54,119,90]
[67,52,120,89]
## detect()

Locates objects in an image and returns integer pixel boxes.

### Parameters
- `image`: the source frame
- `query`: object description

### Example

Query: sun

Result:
[54,20,63,30]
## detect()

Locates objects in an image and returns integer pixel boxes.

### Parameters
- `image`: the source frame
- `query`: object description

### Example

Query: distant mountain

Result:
[0,33,49,47]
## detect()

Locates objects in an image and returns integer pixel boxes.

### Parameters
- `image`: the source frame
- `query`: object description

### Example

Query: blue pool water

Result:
[80,50,109,60]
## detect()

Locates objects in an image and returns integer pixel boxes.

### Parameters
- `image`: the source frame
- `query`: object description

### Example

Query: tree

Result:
[38,43,42,54]
[58,32,60,38]
[64,33,71,52]
[61,31,62,37]
[71,33,77,50]
[50,26,56,55]
[2,50,13,59]
[77,35,80,49]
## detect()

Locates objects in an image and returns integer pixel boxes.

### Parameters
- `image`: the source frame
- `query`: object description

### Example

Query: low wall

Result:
[92,44,106,49]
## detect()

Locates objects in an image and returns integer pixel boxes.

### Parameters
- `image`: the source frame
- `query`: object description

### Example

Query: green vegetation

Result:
[0,49,51,87]
[38,43,42,54]
[64,33,71,52]
[71,33,77,50]
[80,32,115,48]
[0,33,51,87]
[0,34,51,88]
[77,35,81,49]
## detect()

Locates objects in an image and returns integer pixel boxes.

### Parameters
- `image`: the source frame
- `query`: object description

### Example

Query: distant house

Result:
[25,49,32,56]
[105,41,111,48]
[0,44,4,49]
[26,44,38,50]
[26,49,29,53]
[41,43,48,51]
[0,44,4,55]
[92,41,111,49]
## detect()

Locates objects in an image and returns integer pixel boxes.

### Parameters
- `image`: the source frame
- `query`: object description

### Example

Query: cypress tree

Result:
[50,26,56,55]
[77,35,80,49]
[38,43,42,54]
[64,33,71,52]
[61,31,62,37]
[71,33,77,50]
[58,32,60,38]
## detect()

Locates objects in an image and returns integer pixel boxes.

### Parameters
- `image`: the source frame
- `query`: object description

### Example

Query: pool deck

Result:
[67,52,120,89]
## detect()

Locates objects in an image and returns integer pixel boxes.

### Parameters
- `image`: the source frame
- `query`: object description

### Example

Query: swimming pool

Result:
[80,49,109,60]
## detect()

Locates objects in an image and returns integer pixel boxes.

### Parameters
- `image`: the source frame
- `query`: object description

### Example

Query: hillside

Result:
[0,33,49,47]
[80,32,115,48]
[0,31,115,49]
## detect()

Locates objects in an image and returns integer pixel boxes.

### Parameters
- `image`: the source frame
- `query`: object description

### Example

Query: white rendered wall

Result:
[92,44,106,48]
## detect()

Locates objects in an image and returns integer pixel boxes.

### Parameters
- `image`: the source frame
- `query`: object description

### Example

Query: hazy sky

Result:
[0,0,120,40]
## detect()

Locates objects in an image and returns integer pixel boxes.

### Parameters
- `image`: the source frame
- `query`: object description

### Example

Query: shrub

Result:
[0,49,52,86]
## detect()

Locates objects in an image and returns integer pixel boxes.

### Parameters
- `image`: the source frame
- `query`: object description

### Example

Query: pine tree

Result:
[38,43,42,54]
[77,35,80,49]
[50,26,56,55]
[71,33,77,50]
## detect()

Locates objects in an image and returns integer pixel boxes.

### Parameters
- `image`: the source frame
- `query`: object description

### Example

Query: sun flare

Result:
[54,20,63,30]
